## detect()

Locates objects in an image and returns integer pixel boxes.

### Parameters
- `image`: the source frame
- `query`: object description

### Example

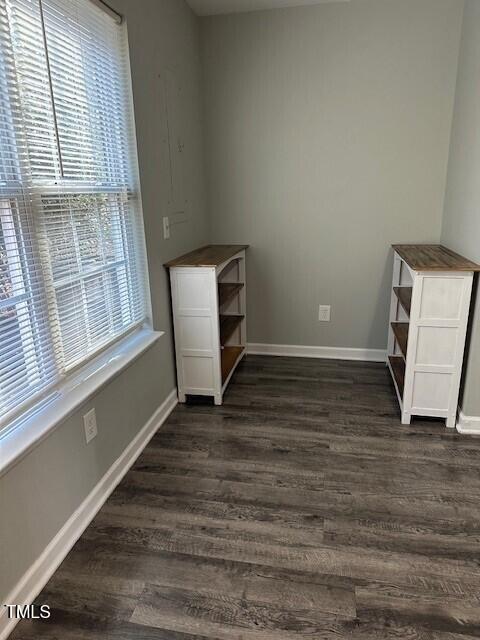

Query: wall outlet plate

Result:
[318,305,331,322]
[163,216,170,239]
[83,408,98,444]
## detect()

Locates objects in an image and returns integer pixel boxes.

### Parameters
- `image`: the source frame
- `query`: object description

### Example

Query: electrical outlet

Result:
[163,216,170,239]
[83,408,97,444]
[318,305,331,322]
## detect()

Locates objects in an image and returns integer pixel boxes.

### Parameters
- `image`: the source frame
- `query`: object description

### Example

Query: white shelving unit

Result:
[165,245,248,405]
[388,244,480,428]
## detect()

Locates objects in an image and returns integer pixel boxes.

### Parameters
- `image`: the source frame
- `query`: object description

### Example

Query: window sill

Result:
[0,328,164,477]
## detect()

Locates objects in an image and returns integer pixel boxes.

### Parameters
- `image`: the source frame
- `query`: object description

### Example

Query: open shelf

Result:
[391,322,409,358]
[221,346,244,383]
[218,282,244,307]
[393,286,412,316]
[220,314,244,345]
[388,355,405,397]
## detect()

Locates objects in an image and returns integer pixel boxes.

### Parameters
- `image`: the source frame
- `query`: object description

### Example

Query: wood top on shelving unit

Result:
[392,244,480,272]
[164,245,249,268]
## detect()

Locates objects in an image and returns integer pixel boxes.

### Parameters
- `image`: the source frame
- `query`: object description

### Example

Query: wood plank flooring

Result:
[10,355,480,640]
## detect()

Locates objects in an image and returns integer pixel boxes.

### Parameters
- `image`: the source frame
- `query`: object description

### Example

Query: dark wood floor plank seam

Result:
[10,355,480,640]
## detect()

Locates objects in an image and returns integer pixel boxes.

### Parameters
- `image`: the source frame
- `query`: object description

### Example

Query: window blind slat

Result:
[0,0,148,431]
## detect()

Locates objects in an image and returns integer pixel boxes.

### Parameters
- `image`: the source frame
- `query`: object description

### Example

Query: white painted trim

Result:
[0,328,164,476]
[0,389,178,640]
[456,409,480,434]
[247,343,386,362]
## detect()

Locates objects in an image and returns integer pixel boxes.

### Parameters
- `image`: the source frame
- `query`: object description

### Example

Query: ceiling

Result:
[186,0,350,17]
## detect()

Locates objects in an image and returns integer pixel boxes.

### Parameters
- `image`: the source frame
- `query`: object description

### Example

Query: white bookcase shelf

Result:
[165,245,248,405]
[388,244,480,428]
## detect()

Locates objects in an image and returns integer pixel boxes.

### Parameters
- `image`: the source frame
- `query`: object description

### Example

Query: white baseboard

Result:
[0,389,178,640]
[247,342,387,363]
[456,409,480,434]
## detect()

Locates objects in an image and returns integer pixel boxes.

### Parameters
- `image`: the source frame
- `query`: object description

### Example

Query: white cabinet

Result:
[165,245,248,405]
[387,244,480,428]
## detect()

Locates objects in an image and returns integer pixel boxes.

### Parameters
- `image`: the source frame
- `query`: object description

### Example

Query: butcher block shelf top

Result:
[164,244,249,268]
[393,244,480,272]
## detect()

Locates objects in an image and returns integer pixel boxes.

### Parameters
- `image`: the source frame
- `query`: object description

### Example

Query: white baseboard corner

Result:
[0,388,178,640]
[456,409,480,435]
[247,342,387,363]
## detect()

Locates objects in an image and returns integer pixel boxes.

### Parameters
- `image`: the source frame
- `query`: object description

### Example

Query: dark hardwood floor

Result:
[10,355,480,639]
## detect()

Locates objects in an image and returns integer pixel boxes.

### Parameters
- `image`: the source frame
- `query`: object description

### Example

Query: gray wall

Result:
[0,0,208,602]
[201,0,463,349]
[441,0,480,417]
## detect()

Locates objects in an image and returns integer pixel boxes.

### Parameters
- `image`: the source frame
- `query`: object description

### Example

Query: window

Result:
[0,0,148,430]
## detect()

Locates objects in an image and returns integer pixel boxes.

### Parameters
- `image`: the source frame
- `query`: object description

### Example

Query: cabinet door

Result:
[171,268,221,396]
[405,273,472,418]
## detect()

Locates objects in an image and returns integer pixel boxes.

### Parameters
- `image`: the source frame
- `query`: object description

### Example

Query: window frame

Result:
[0,0,153,437]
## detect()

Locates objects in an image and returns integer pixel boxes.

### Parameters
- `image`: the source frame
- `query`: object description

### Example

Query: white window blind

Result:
[0,0,148,430]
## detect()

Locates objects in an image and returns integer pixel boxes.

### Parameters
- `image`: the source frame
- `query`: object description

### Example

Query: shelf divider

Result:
[393,286,412,316]
[218,282,244,307]
[220,314,244,345]
[391,322,409,358]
